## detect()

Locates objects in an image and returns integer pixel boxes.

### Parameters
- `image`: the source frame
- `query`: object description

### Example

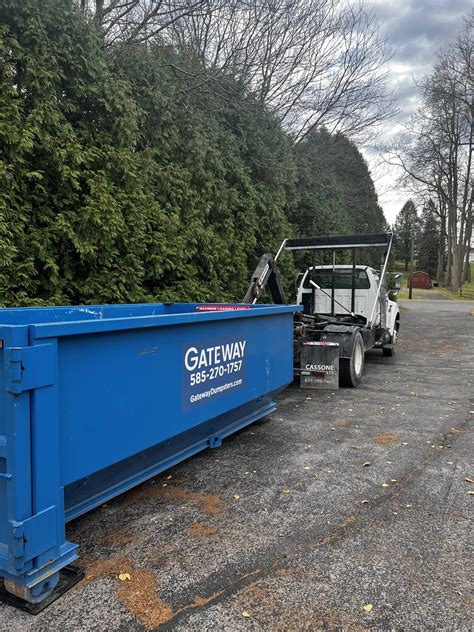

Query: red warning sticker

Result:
[195,305,251,312]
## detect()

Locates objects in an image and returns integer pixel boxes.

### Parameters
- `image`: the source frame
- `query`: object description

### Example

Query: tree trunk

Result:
[464,212,472,282]
[436,209,446,285]
[446,210,452,288]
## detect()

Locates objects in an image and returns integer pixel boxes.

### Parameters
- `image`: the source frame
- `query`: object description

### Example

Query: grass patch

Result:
[393,262,474,301]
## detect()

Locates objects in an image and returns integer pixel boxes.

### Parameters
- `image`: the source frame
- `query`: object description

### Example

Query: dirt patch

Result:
[126,484,224,517]
[274,566,311,580]
[191,591,224,607]
[104,529,136,548]
[319,516,355,546]
[116,567,173,629]
[334,418,350,427]
[376,433,399,447]
[189,521,217,537]
[80,554,132,584]
[239,584,278,615]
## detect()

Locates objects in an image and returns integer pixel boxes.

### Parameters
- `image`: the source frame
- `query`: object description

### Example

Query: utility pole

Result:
[409,231,414,300]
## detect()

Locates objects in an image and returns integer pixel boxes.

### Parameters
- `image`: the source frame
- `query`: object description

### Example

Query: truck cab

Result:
[296,265,400,336]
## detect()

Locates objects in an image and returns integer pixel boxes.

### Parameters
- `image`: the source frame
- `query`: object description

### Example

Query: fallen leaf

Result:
[468,491,474,495]
[447,461,454,465]
[361,499,369,504]
[464,477,474,483]
[406,504,412,508]
[362,461,371,467]
[166,475,172,480]
[242,611,251,618]
[304,466,311,470]
[118,573,131,581]
[402,442,408,446]
[382,483,390,487]
[233,495,240,500]
[281,489,290,494]
[362,604,373,613]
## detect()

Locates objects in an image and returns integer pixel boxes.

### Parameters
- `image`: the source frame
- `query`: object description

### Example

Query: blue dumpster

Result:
[0,302,299,603]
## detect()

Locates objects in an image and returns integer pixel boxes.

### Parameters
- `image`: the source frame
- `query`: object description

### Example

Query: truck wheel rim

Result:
[354,342,363,375]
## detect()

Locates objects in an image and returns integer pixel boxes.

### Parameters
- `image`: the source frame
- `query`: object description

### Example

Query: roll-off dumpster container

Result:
[0,302,299,604]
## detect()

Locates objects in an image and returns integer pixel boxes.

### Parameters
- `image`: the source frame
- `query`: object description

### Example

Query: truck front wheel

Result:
[340,332,365,387]
[383,322,399,357]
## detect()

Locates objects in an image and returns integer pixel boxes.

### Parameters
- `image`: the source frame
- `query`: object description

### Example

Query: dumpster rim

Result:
[27,304,302,339]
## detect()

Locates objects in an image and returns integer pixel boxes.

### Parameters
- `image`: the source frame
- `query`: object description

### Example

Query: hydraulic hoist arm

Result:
[242,253,287,304]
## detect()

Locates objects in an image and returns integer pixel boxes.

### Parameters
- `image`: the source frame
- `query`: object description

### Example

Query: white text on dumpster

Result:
[183,339,247,404]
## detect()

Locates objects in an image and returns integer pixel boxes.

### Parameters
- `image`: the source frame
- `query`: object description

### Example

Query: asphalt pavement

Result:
[1,299,473,631]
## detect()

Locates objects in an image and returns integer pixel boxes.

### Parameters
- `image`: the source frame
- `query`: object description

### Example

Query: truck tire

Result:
[339,331,365,387]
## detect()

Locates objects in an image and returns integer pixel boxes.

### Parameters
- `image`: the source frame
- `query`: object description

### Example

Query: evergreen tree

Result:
[0,0,158,305]
[417,200,440,277]
[0,1,388,307]
[291,128,386,269]
[393,200,419,270]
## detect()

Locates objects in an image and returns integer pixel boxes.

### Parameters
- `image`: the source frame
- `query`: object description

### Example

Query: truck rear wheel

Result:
[339,332,365,387]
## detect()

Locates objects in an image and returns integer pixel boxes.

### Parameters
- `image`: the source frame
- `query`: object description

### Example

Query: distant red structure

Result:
[408,271,432,289]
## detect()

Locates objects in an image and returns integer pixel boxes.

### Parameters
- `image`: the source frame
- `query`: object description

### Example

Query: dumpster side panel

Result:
[0,304,297,603]
[55,311,293,486]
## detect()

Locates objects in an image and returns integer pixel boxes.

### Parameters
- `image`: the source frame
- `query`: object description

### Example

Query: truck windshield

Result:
[303,268,370,290]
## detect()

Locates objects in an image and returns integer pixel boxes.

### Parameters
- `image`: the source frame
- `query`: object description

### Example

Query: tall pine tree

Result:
[393,200,419,270]
[417,200,440,278]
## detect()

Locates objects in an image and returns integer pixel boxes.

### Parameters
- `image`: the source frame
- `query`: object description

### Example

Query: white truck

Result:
[244,233,401,387]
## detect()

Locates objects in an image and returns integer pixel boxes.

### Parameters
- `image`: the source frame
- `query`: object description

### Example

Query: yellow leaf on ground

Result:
[362,604,374,613]
[242,611,251,618]
[281,489,290,494]
[362,461,371,467]
[118,573,131,581]
[361,500,369,504]
[464,477,474,483]
[382,483,390,487]
[468,491,474,495]
[233,495,240,500]
[304,466,311,470]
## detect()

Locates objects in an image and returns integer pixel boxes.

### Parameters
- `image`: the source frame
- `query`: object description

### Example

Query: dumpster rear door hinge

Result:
[11,506,58,565]
[5,344,55,394]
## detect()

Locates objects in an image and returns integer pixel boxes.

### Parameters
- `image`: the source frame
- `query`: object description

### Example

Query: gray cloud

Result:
[363,0,471,222]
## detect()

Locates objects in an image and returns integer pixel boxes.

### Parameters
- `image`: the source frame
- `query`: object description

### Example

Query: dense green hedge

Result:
[0,0,386,306]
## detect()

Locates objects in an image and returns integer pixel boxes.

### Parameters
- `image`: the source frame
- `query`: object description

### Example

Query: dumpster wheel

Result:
[0,566,84,614]
[340,331,365,387]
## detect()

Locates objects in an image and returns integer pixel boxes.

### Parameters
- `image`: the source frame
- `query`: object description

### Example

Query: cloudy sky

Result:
[363,0,472,224]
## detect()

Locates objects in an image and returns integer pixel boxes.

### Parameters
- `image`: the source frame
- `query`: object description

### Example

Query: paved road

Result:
[2,301,473,631]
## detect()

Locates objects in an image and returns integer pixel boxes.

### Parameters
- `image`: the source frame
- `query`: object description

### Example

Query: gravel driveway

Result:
[2,299,473,631]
